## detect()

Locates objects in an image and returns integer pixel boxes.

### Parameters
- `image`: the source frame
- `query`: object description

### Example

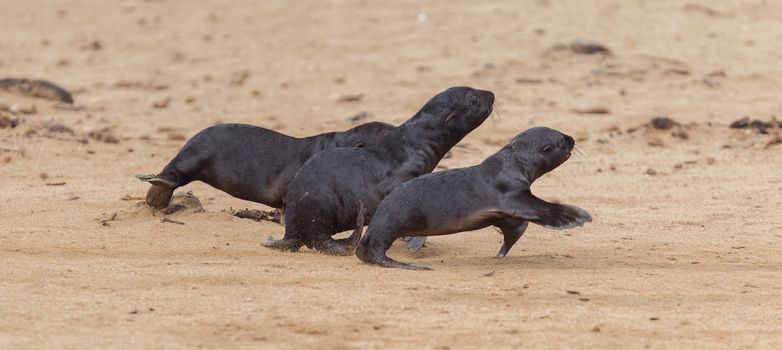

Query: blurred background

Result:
[1,1,781,348]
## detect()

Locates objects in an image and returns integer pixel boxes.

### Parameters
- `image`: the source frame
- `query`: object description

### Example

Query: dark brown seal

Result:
[262,86,495,255]
[355,127,592,270]
[136,122,394,209]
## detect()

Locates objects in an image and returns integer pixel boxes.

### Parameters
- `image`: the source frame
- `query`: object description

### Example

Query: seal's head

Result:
[508,127,575,182]
[409,86,494,136]
[334,122,394,148]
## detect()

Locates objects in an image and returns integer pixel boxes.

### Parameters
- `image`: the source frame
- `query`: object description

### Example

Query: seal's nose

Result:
[564,134,575,150]
[483,90,495,104]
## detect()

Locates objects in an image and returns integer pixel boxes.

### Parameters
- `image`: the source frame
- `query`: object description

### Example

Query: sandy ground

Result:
[2,0,782,348]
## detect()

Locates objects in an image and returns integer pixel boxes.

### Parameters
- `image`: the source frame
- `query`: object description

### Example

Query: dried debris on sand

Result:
[232,208,284,224]
[0,78,74,104]
[162,192,205,214]
[545,39,612,56]
[729,116,781,134]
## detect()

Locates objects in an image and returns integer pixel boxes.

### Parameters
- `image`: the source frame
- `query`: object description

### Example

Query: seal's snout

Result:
[477,90,495,119]
[482,90,495,103]
[564,134,575,151]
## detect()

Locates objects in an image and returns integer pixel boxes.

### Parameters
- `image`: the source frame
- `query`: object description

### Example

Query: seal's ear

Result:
[511,191,592,229]
[444,110,458,124]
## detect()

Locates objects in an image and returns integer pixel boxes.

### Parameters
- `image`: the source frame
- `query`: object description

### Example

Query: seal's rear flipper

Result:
[513,191,592,230]
[403,236,426,253]
[145,184,174,209]
[262,236,302,253]
[376,258,432,271]
[321,201,366,256]
[135,173,177,209]
[135,173,177,188]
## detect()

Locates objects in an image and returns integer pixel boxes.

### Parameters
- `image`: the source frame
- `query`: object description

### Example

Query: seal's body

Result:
[356,127,592,270]
[136,122,394,209]
[263,86,495,255]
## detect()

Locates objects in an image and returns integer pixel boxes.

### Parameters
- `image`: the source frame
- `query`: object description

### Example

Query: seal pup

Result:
[355,127,592,270]
[136,122,394,209]
[263,86,495,255]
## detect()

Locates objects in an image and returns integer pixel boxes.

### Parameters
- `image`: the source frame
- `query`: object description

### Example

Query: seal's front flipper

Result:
[262,236,302,253]
[496,221,529,257]
[513,191,592,230]
[404,236,426,253]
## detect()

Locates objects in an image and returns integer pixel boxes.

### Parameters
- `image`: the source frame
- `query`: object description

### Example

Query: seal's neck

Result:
[381,119,465,176]
[302,132,337,154]
[481,149,534,188]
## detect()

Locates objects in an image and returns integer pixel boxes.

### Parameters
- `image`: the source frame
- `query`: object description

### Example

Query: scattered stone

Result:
[167,132,186,141]
[702,70,726,88]
[651,116,676,130]
[729,117,749,129]
[672,130,690,140]
[45,182,66,186]
[83,40,102,51]
[152,97,171,109]
[646,168,658,176]
[729,117,781,134]
[566,290,581,295]
[99,212,118,226]
[0,115,19,129]
[336,93,363,103]
[570,106,610,115]
[750,120,771,134]
[684,3,722,17]
[113,80,169,90]
[515,78,543,84]
[44,122,74,135]
[569,39,611,55]
[483,270,495,277]
[88,127,120,144]
[647,138,664,147]
[230,70,251,86]
[161,218,185,225]
[347,112,369,123]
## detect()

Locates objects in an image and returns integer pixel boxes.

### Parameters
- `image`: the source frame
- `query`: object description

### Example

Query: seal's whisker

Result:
[491,101,504,121]
[573,143,589,159]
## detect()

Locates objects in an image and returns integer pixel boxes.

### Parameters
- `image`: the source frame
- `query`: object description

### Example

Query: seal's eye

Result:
[541,145,551,152]
[354,142,366,148]
[469,95,480,107]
